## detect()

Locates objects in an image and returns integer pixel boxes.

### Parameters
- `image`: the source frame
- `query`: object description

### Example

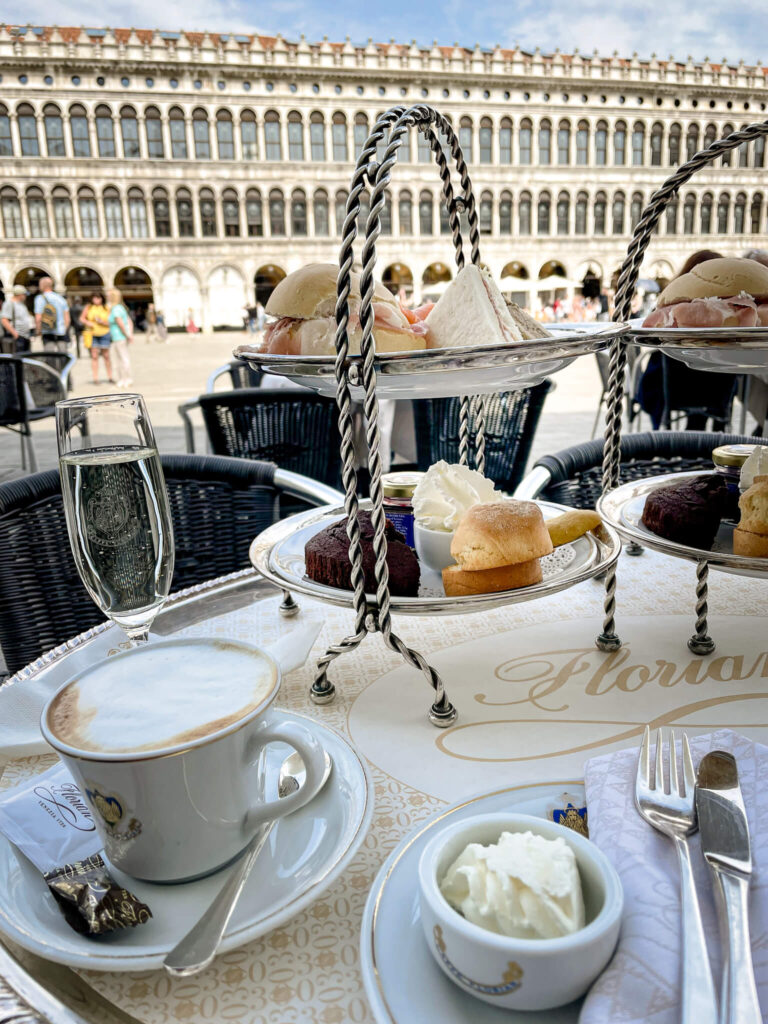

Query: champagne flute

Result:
[56,394,174,645]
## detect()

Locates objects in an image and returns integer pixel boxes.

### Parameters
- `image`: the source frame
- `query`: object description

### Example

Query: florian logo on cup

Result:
[40,639,328,883]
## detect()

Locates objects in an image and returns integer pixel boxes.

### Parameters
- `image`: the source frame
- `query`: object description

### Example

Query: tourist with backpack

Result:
[34,277,70,350]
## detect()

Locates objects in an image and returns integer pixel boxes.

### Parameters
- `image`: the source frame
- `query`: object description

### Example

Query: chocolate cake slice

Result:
[641,474,730,550]
[305,510,420,596]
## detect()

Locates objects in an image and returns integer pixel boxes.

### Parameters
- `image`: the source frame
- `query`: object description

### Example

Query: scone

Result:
[733,476,768,557]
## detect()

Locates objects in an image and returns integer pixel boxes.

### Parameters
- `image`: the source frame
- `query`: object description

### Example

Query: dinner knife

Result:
[695,751,762,1024]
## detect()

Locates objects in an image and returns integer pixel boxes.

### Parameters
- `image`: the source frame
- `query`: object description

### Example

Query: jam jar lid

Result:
[712,444,756,468]
[381,471,424,499]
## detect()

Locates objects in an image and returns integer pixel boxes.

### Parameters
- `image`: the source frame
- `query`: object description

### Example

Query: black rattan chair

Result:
[514,430,768,508]
[0,354,75,473]
[411,380,552,492]
[28,350,76,392]
[206,358,263,392]
[0,453,342,676]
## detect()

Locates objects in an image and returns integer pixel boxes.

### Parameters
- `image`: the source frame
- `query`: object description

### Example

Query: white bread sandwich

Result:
[426,265,524,348]
[643,257,768,328]
[261,263,430,355]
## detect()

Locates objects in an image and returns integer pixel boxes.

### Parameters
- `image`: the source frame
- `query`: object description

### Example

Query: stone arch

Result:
[64,266,104,301]
[207,264,247,328]
[381,262,414,299]
[161,264,202,329]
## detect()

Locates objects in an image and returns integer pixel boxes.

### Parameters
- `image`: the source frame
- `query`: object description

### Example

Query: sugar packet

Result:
[0,762,151,935]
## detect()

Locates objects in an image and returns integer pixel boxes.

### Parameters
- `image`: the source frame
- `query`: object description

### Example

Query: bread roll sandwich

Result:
[261,263,430,355]
[426,265,525,348]
[442,500,553,596]
[733,475,768,557]
[643,257,768,328]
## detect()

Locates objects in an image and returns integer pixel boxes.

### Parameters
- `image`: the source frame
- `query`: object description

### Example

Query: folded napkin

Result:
[0,615,322,760]
[580,729,768,1024]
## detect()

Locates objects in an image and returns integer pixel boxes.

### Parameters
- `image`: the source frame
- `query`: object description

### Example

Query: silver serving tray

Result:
[629,319,768,374]
[598,471,768,578]
[249,500,621,616]
[235,322,628,399]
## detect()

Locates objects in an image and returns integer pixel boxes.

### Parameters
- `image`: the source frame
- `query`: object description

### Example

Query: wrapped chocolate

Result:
[0,763,151,935]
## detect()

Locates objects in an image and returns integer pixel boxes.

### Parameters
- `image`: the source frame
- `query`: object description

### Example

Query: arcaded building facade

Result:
[1,26,767,328]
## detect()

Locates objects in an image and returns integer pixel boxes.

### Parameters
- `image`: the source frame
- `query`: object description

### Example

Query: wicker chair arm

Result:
[273,468,345,508]
[58,353,77,389]
[205,363,234,393]
[512,464,553,501]
[177,400,199,453]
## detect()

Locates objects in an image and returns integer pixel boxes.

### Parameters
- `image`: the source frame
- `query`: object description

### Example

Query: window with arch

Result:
[685,192,705,231]
[18,104,40,157]
[399,126,411,163]
[632,122,645,165]
[630,192,643,230]
[176,188,194,236]
[439,200,451,235]
[650,122,663,166]
[216,110,234,160]
[557,120,570,165]
[519,119,532,164]
[738,130,750,168]
[310,112,325,161]
[479,191,493,235]
[499,118,512,164]
[686,124,700,161]
[381,194,392,235]
[459,117,473,163]
[419,190,434,235]
[120,105,140,159]
[538,119,552,165]
[556,191,570,234]
[313,189,329,235]
[264,111,281,161]
[614,121,626,165]
[288,112,304,161]
[357,190,370,234]
[720,124,734,166]
[78,186,99,237]
[270,189,286,235]
[95,105,115,158]
[595,121,608,165]
[152,186,171,237]
[703,124,717,148]
[751,193,763,233]
[537,191,551,234]
[575,192,588,234]
[700,192,713,234]
[52,187,75,237]
[199,187,217,235]
[612,191,625,234]
[0,104,11,157]
[734,192,746,234]
[332,112,347,161]
[128,187,148,238]
[754,135,766,168]
[26,187,49,237]
[594,191,606,235]
[246,189,263,236]
[519,191,532,234]
[169,107,187,159]
[291,189,307,235]
[417,126,431,163]
[103,187,124,237]
[666,196,678,234]
[479,117,492,163]
[576,120,589,165]
[717,192,730,233]
[43,104,65,157]
[499,191,512,234]
[398,190,413,234]
[668,124,681,166]
[1,187,22,237]
[144,106,163,159]
[241,110,258,159]
[193,109,211,160]
[222,188,240,236]
[335,190,348,235]
[354,113,369,160]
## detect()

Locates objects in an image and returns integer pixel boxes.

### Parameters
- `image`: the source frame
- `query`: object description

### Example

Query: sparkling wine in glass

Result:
[56,394,174,644]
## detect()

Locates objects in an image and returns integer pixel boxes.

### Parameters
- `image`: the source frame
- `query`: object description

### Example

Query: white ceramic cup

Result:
[413,520,455,572]
[40,638,327,883]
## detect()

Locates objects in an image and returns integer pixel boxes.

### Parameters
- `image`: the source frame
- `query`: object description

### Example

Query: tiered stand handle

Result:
[598,119,768,655]
[310,103,486,727]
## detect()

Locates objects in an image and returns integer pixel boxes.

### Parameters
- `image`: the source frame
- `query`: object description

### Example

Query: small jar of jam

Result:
[381,471,423,548]
[712,443,755,502]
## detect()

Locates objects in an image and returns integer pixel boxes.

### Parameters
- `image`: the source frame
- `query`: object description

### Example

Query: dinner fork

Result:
[634,726,718,1024]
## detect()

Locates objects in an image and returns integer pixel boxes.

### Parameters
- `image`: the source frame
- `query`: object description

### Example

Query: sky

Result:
[2,0,766,65]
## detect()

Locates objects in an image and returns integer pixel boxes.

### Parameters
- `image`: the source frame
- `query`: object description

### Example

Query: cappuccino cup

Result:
[40,638,327,883]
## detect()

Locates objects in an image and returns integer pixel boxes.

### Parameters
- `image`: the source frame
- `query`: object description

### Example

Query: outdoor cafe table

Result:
[1,547,767,1024]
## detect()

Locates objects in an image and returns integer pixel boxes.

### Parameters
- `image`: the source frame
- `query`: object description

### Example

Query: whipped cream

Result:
[412,461,498,532]
[439,830,585,939]
[740,446,768,491]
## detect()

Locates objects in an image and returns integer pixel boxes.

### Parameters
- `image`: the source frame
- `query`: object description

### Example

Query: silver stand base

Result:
[310,682,337,704]
[625,541,644,556]
[279,591,300,617]
[687,559,715,656]
[596,632,622,652]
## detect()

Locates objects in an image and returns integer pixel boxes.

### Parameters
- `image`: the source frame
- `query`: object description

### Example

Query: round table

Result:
[2,548,767,1023]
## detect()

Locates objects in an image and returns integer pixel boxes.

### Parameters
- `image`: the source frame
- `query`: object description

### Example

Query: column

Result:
[136,115,148,159]
[9,113,21,157]
[61,114,73,158]
[232,116,242,161]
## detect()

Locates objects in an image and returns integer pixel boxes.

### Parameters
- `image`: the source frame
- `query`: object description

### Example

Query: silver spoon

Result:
[163,749,333,977]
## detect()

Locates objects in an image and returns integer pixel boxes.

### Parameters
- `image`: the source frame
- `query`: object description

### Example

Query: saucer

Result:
[0,711,373,971]
[360,781,587,1023]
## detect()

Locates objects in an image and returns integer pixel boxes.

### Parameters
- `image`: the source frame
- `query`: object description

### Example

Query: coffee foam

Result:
[48,641,276,754]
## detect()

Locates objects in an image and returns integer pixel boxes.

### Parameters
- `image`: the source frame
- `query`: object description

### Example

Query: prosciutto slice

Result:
[260,306,430,355]
[643,293,759,328]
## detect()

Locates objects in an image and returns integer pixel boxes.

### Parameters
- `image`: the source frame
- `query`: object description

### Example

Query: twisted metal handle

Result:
[688,560,715,655]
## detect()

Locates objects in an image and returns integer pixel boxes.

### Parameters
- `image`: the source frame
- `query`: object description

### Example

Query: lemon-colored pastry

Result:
[546,509,602,547]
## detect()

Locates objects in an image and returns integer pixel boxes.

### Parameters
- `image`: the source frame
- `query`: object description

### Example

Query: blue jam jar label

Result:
[385,510,414,548]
